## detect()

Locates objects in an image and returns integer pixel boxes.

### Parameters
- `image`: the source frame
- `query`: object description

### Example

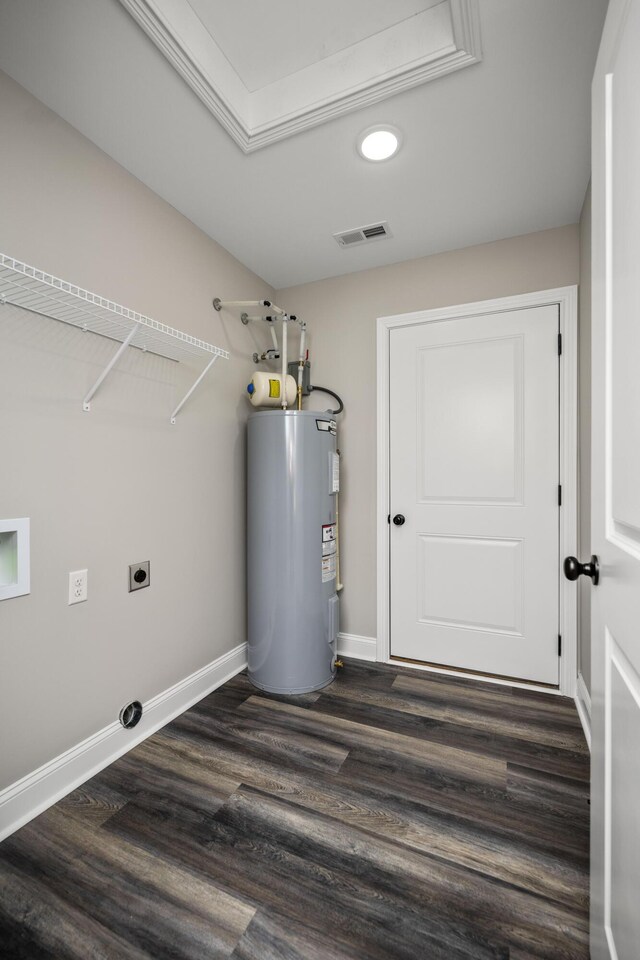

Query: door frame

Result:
[376,286,578,696]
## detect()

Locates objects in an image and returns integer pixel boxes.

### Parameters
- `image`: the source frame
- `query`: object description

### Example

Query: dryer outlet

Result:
[129,561,150,592]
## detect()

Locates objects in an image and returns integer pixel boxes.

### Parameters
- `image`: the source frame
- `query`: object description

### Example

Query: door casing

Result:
[377,286,578,696]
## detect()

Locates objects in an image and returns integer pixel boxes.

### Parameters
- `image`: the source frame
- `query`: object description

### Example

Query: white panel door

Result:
[389,305,560,685]
[590,1,640,956]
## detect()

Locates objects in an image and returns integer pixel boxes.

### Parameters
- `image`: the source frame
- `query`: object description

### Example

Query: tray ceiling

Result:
[0,0,608,288]
[118,0,481,152]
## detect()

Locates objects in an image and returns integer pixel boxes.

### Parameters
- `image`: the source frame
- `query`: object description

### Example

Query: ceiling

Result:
[0,0,607,288]
[118,0,479,151]
[189,0,440,91]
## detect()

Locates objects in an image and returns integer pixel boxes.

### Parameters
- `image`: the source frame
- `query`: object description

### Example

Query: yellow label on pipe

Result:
[268,379,281,399]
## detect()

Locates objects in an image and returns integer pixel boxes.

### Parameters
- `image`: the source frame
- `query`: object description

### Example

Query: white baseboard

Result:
[337,632,377,662]
[0,642,247,842]
[575,671,592,751]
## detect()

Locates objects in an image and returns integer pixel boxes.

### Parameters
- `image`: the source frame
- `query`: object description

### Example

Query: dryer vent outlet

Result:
[119,701,143,729]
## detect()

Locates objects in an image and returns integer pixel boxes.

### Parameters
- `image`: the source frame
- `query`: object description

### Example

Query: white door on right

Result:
[389,304,560,685]
[590,1,640,956]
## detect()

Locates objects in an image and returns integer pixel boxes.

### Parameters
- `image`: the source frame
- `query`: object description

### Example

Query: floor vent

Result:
[334,221,392,247]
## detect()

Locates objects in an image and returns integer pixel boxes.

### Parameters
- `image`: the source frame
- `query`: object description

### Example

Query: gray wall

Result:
[578,184,592,691]
[277,226,581,641]
[0,71,274,789]
[0,63,588,792]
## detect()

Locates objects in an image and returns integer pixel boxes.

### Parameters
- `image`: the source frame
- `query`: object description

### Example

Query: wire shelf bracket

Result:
[0,253,229,422]
[170,354,219,424]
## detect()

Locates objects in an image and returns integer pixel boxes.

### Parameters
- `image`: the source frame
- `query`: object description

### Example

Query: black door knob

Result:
[393,514,406,526]
[564,555,599,585]
[134,568,147,584]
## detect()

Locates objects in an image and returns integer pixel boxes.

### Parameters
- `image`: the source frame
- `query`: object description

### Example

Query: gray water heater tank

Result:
[247,409,339,694]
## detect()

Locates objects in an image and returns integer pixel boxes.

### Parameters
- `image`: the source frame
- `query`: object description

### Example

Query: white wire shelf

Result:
[0,253,229,422]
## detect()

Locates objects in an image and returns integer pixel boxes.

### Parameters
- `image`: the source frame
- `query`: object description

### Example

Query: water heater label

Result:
[316,419,337,436]
[330,452,340,493]
[322,554,337,583]
[321,523,337,582]
[322,523,336,544]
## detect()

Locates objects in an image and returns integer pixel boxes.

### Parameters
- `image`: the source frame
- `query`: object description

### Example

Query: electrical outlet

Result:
[129,561,150,592]
[68,569,88,605]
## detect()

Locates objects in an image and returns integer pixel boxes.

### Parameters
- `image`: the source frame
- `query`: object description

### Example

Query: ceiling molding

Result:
[118,0,482,153]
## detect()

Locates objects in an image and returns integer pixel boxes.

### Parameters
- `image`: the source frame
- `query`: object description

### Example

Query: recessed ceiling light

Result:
[357,125,402,162]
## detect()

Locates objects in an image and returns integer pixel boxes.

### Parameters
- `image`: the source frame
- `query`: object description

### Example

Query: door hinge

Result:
[558,634,562,657]
[558,333,563,356]
[558,484,562,506]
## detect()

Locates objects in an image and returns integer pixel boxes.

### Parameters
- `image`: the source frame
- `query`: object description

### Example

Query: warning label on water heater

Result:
[330,452,340,494]
[316,419,337,436]
[322,523,336,544]
[321,523,337,582]
[322,555,336,582]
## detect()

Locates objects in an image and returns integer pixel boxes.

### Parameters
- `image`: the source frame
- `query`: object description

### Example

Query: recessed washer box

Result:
[0,518,30,601]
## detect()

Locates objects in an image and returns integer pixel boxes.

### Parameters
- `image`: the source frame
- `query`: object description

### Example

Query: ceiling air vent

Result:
[362,224,387,238]
[334,221,392,248]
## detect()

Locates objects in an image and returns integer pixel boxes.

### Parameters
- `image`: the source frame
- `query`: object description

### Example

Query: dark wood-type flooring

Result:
[0,659,590,959]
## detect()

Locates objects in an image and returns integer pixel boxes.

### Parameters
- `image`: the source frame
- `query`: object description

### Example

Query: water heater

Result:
[247,410,339,693]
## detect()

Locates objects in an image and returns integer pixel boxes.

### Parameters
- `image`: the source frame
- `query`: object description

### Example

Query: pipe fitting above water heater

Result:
[213,297,306,409]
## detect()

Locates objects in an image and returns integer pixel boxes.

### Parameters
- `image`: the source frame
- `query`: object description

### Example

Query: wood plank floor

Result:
[0,660,590,959]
